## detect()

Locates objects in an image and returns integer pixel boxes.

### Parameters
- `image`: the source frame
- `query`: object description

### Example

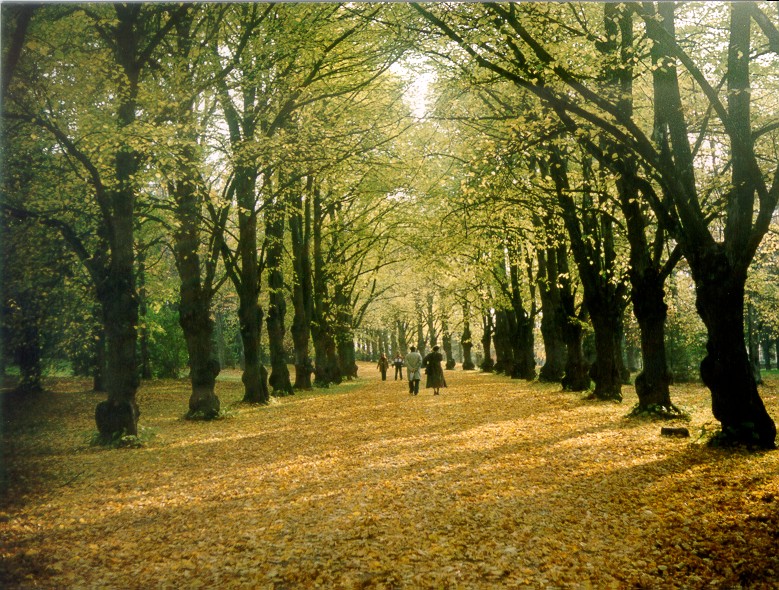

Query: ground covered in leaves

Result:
[2,364,779,589]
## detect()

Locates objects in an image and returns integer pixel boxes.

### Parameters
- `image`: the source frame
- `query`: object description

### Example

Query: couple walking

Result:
[405,345,447,395]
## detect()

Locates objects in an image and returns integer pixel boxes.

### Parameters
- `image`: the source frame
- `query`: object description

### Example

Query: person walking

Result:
[424,345,447,395]
[393,353,404,380]
[377,353,390,381]
[405,346,423,395]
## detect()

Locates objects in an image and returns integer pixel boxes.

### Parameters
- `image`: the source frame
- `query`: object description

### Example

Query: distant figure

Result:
[393,353,404,380]
[424,345,447,395]
[377,353,390,381]
[405,346,423,395]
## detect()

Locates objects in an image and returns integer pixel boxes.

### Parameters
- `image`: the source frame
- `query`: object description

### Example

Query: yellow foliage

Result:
[1,366,778,588]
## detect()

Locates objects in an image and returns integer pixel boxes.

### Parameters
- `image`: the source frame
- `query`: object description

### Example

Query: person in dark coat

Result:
[377,353,390,381]
[424,345,447,395]
[393,353,404,380]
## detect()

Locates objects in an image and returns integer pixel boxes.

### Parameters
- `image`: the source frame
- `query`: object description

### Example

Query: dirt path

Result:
[2,365,778,588]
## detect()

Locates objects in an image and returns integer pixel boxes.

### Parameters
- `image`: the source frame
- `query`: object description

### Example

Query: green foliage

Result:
[144,303,188,379]
[665,269,707,382]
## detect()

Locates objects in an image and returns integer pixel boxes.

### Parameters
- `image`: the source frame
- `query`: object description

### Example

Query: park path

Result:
[2,365,778,588]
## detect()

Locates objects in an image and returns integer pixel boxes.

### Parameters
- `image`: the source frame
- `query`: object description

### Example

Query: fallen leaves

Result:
[2,367,779,588]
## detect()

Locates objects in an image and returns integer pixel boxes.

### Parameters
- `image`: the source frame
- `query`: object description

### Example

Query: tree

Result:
[415,1,779,446]
[3,4,188,439]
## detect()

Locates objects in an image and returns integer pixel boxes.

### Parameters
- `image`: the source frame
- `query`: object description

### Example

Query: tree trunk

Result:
[493,309,512,375]
[174,171,221,417]
[93,323,107,392]
[238,294,269,404]
[693,252,776,447]
[181,300,220,418]
[557,245,590,392]
[95,257,140,439]
[760,337,772,371]
[620,172,675,409]
[265,194,293,396]
[631,268,672,408]
[561,315,589,391]
[480,311,494,372]
[231,164,270,404]
[311,186,341,387]
[442,315,455,369]
[508,250,535,380]
[290,183,314,390]
[746,302,762,385]
[94,9,145,441]
[588,302,624,401]
[137,251,152,380]
[461,302,475,370]
[397,319,409,354]
[15,306,43,393]
[337,332,358,379]
[537,247,566,382]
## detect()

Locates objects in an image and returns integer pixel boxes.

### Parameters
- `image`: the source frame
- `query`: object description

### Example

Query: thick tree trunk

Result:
[181,303,220,419]
[416,313,426,357]
[461,303,475,370]
[94,11,145,441]
[631,269,672,409]
[397,320,409,354]
[537,248,566,382]
[312,325,341,386]
[93,324,107,392]
[176,193,221,417]
[173,188,221,416]
[561,316,589,391]
[265,199,293,396]
[588,305,623,401]
[137,252,152,380]
[442,315,455,369]
[311,186,341,387]
[290,199,313,390]
[493,309,512,375]
[15,310,43,393]
[511,314,535,380]
[95,260,140,440]
[761,338,772,371]
[694,252,776,448]
[238,296,269,404]
[480,312,494,372]
[337,332,358,379]
[620,172,675,409]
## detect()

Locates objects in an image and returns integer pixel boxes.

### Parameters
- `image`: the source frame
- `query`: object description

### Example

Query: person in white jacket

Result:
[405,346,423,395]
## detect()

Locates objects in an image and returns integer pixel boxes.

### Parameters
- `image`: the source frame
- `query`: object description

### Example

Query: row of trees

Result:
[2,2,778,448]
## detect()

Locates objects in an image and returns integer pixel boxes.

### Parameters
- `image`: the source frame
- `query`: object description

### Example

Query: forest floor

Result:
[2,364,779,589]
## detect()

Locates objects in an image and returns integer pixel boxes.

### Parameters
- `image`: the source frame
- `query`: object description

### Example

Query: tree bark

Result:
[173,176,221,417]
[480,311,495,372]
[233,167,270,404]
[311,186,341,386]
[693,250,776,447]
[461,302,475,370]
[290,180,314,390]
[93,7,148,440]
[537,247,566,383]
[137,250,152,380]
[547,149,626,400]
[265,191,293,396]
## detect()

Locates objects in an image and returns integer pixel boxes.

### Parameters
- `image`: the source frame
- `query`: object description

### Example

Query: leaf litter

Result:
[2,364,778,588]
